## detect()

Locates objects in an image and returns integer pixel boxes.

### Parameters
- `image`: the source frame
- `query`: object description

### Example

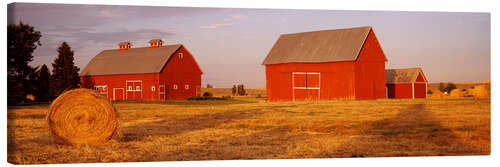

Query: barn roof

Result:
[262,26,372,65]
[385,68,426,83]
[80,44,182,76]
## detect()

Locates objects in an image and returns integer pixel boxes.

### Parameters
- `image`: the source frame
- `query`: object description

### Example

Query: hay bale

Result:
[470,85,489,98]
[431,90,444,98]
[47,88,118,145]
[449,89,465,98]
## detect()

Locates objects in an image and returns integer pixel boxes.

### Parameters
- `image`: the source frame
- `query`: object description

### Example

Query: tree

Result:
[206,84,213,88]
[50,42,80,97]
[438,83,445,92]
[7,21,42,105]
[443,83,457,94]
[237,84,246,96]
[232,85,237,96]
[36,64,51,102]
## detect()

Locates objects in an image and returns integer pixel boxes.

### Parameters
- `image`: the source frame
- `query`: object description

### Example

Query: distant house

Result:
[80,39,203,101]
[262,26,387,101]
[385,68,428,99]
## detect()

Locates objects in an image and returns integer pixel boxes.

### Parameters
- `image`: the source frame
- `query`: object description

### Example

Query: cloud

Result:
[96,10,120,19]
[200,23,233,29]
[231,14,248,20]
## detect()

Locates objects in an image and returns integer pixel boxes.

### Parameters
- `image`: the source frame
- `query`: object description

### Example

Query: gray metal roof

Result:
[385,68,424,83]
[80,44,182,76]
[262,26,372,65]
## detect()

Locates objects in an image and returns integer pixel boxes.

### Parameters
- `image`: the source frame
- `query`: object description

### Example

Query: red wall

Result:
[414,83,427,98]
[80,73,158,100]
[159,46,203,100]
[81,45,202,101]
[265,29,387,101]
[386,83,427,99]
[354,29,387,100]
[386,83,412,99]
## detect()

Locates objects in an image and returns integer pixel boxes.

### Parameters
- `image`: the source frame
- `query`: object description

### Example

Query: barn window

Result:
[136,86,141,91]
[185,84,189,90]
[179,53,183,59]
[128,86,133,91]
[102,86,107,91]
[173,84,178,90]
[152,86,156,91]
[95,87,99,91]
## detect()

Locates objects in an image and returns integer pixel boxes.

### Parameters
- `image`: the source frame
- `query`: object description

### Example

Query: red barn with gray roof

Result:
[80,39,203,100]
[262,26,387,101]
[386,68,428,99]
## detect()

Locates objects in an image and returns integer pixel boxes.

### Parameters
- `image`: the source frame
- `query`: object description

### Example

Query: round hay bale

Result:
[431,90,444,98]
[449,89,465,98]
[47,88,118,145]
[470,85,489,98]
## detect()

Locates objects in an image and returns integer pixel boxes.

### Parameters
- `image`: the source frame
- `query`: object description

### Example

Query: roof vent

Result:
[149,39,163,48]
[118,41,131,51]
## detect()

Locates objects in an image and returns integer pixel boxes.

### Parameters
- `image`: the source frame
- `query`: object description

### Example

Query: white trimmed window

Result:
[152,86,156,91]
[136,86,141,91]
[185,84,189,90]
[128,86,133,91]
[173,84,178,90]
[179,53,183,59]
[102,86,107,91]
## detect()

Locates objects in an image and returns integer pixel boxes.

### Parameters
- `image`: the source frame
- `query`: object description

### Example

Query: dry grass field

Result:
[8,96,490,164]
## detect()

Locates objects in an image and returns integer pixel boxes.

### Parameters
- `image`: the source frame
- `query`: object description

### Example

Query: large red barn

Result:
[80,39,203,101]
[262,26,387,101]
[385,68,428,99]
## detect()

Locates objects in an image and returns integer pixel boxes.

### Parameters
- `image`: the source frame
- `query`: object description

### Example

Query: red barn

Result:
[262,26,387,101]
[80,39,203,101]
[385,68,428,99]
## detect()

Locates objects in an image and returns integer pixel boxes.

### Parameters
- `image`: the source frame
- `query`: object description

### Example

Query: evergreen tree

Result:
[7,21,42,105]
[37,64,51,102]
[50,42,80,97]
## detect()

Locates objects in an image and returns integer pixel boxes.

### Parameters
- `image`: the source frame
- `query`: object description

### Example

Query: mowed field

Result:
[7,95,490,164]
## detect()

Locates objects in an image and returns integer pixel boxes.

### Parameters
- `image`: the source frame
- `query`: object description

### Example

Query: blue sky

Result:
[8,3,490,88]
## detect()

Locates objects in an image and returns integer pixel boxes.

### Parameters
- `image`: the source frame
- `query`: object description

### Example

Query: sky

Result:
[7,3,490,88]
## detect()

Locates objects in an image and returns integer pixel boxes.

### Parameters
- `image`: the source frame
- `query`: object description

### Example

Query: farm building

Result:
[80,39,203,101]
[262,26,387,101]
[385,68,428,99]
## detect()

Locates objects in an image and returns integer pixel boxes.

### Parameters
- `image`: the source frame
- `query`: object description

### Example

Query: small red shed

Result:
[80,39,203,101]
[262,26,387,101]
[385,68,428,99]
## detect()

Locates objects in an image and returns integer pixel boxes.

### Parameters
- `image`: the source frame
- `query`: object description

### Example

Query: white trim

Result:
[412,83,415,99]
[425,83,428,98]
[292,72,321,101]
[94,85,108,98]
[159,84,165,100]
[113,88,124,100]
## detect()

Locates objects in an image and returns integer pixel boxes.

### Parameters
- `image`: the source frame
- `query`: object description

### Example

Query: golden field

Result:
[8,96,490,164]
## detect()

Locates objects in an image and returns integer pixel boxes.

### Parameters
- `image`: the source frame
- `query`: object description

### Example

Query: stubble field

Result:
[7,96,490,164]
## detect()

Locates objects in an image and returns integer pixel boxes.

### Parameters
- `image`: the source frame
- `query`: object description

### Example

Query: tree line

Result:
[8,22,80,105]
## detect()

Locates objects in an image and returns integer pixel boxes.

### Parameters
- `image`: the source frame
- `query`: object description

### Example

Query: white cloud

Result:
[200,23,233,29]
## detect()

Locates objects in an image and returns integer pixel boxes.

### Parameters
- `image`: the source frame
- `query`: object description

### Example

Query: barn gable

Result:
[160,45,203,74]
[262,26,373,65]
[385,68,427,83]
[80,44,182,76]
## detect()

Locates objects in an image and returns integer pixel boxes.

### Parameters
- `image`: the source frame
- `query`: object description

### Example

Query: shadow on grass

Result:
[147,127,305,161]
[330,103,488,157]
[118,104,301,142]
[113,97,257,106]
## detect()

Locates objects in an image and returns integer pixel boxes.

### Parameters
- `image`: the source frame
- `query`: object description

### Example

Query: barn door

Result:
[126,80,143,100]
[113,88,124,101]
[293,72,320,101]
